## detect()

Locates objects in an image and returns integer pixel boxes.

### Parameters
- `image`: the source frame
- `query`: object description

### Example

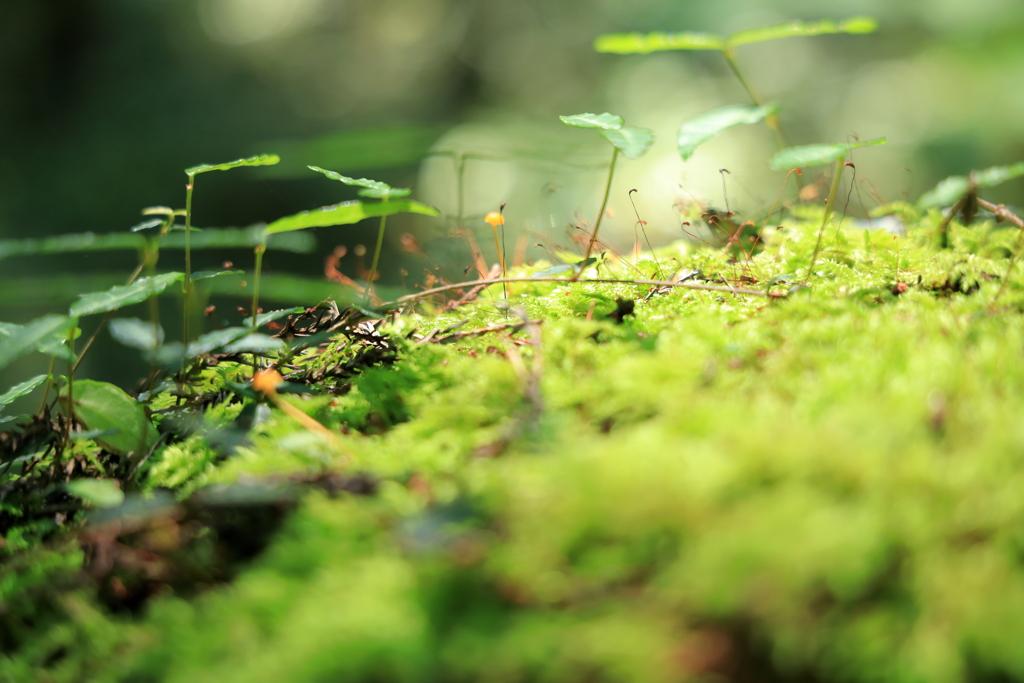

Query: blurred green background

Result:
[2,0,1024,385]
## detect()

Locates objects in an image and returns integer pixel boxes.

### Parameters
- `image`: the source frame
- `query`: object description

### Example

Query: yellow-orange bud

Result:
[484,211,504,227]
[253,369,283,394]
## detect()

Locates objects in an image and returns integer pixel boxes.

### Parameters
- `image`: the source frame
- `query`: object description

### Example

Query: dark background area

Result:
[3,0,1024,386]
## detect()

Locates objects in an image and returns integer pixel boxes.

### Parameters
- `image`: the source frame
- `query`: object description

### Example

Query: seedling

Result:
[559,112,655,277]
[595,17,877,150]
[307,166,436,305]
[769,137,886,284]
[182,154,280,341]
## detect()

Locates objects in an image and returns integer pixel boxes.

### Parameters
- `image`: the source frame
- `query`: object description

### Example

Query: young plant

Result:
[768,137,886,284]
[595,17,877,150]
[264,172,439,308]
[182,154,280,340]
[559,113,655,277]
[918,162,1024,249]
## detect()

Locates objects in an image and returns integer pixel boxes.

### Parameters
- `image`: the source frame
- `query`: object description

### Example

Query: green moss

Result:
[10,215,1024,681]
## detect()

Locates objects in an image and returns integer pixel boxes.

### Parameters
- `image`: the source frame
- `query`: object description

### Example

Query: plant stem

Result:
[981,199,1024,307]
[366,198,388,305]
[251,242,266,327]
[183,175,195,343]
[573,147,619,282]
[490,222,508,299]
[722,48,786,151]
[802,157,845,286]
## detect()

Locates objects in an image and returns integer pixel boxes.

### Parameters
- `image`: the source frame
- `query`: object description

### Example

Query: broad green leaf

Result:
[768,137,886,170]
[223,334,285,354]
[678,104,777,161]
[600,127,655,159]
[109,318,164,351]
[65,479,125,508]
[64,380,158,456]
[0,315,76,371]
[265,200,439,235]
[70,273,184,317]
[0,227,314,262]
[0,374,49,412]
[0,321,76,363]
[186,154,280,176]
[594,31,724,54]
[727,17,878,48]
[559,113,624,130]
[307,166,411,199]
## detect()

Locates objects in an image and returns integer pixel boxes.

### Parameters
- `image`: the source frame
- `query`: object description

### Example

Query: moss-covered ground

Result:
[5,207,1024,682]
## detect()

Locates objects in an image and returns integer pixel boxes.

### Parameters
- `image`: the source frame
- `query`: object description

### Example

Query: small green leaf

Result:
[65,479,125,508]
[727,17,878,48]
[0,374,49,412]
[531,258,598,278]
[594,31,724,54]
[109,319,164,351]
[559,113,624,130]
[185,327,250,358]
[0,315,77,371]
[186,154,280,177]
[307,166,411,199]
[223,334,285,354]
[253,307,304,328]
[678,104,777,161]
[265,200,439,235]
[130,218,165,233]
[768,137,886,170]
[193,270,244,282]
[918,177,972,209]
[70,273,184,317]
[64,380,158,456]
[600,127,655,159]
[917,162,1024,208]
[974,162,1024,188]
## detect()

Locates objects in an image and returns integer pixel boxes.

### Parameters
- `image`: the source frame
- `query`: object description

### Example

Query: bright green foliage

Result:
[0,375,48,414]
[677,104,777,160]
[63,380,158,456]
[185,154,280,176]
[9,212,1024,682]
[769,137,887,170]
[264,200,440,234]
[109,319,163,351]
[595,16,877,54]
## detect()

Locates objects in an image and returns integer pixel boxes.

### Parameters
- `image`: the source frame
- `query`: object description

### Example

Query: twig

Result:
[981,199,1024,307]
[443,264,501,311]
[386,276,770,308]
[427,319,544,345]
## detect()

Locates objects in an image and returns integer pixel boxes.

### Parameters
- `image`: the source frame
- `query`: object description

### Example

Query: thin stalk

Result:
[573,147,619,281]
[64,323,77,448]
[250,242,266,327]
[37,355,57,414]
[183,175,195,343]
[802,157,845,286]
[722,47,786,151]
[365,197,388,304]
[490,222,508,295]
